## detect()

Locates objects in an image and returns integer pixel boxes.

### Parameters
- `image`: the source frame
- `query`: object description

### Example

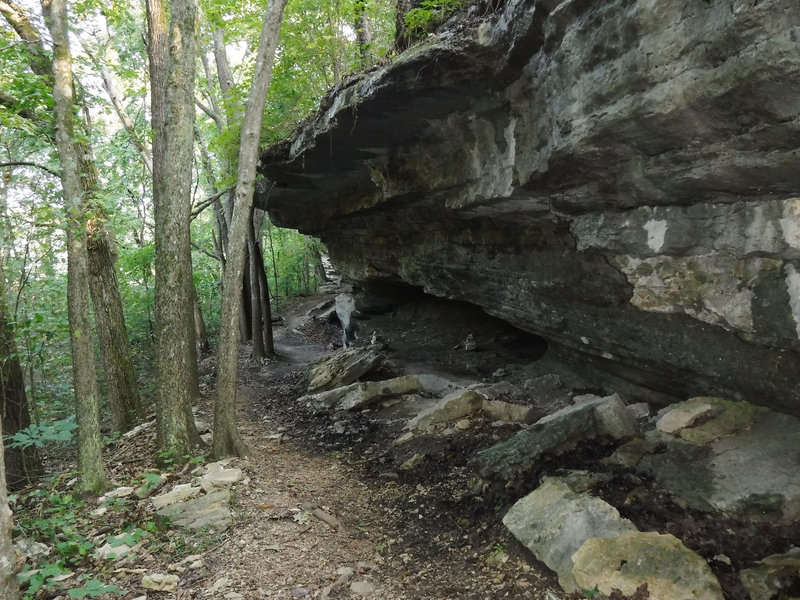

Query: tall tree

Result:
[147,0,200,463]
[42,0,108,495]
[212,0,287,458]
[1,0,143,434]
[0,265,41,489]
[0,413,18,600]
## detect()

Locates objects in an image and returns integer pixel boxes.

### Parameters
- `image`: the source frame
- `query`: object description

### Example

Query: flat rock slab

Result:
[572,531,724,600]
[407,389,484,431]
[639,409,800,521]
[656,397,722,434]
[141,573,179,592]
[338,376,422,411]
[152,483,202,509]
[476,394,632,480]
[739,547,800,600]
[200,462,243,491]
[502,478,637,592]
[156,490,231,530]
[307,347,382,393]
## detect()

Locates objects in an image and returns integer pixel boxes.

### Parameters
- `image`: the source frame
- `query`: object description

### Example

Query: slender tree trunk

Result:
[87,233,143,432]
[255,241,275,355]
[0,270,41,489]
[194,294,211,354]
[213,0,287,459]
[248,210,266,359]
[147,0,197,464]
[43,0,107,496]
[354,0,372,68]
[0,412,18,600]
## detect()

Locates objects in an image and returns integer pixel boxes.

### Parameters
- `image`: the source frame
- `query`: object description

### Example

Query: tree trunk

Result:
[147,0,197,465]
[354,0,372,68]
[194,293,211,355]
[213,0,287,459]
[87,233,144,433]
[43,0,108,496]
[248,210,266,359]
[255,240,275,355]
[0,413,18,600]
[0,270,41,490]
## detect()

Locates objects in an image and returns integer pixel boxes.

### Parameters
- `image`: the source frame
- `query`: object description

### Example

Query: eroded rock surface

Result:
[259,0,800,415]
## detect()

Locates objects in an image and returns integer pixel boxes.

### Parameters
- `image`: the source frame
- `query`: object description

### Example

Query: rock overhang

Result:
[257,0,800,414]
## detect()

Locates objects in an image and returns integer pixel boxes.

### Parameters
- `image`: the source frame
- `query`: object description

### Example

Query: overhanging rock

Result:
[259,0,800,415]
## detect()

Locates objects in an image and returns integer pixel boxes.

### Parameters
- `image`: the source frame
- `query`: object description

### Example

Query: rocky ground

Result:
[13,290,800,600]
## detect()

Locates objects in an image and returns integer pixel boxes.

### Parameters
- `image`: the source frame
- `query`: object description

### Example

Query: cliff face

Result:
[258,0,800,414]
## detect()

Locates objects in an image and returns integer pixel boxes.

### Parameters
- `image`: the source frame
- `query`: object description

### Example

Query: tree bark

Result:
[248,210,266,359]
[254,239,275,355]
[147,0,197,464]
[213,0,287,459]
[43,0,108,496]
[0,269,41,490]
[0,413,18,600]
[354,0,372,68]
[87,232,144,432]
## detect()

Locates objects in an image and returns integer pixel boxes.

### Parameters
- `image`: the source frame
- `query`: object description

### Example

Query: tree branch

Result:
[195,97,224,129]
[0,161,60,177]
[190,186,231,221]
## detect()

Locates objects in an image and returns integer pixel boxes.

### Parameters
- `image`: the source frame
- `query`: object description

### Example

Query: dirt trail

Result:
[193,295,564,600]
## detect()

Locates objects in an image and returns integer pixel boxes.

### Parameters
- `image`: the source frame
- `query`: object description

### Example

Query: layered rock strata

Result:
[259,0,800,414]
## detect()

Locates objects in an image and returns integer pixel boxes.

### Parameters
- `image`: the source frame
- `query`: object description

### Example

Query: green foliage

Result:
[404,0,463,33]
[5,417,77,450]
[67,577,123,598]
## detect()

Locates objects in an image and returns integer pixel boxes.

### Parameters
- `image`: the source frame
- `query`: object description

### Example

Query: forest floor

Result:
[18,291,798,600]
[174,293,569,600]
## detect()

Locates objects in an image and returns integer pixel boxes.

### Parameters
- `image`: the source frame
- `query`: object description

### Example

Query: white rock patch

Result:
[643,219,667,252]
[785,264,800,339]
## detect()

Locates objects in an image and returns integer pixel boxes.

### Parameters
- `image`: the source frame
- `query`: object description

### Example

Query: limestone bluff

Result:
[257,0,800,415]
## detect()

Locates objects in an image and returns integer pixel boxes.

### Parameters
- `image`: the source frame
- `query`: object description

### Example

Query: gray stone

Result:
[349,580,376,595]
[408,389,484,431]
[638,409,800,521]
[572,531,724,600]
[476,395,610,480]
[14,538,50,560]
[593,393,637,440]
[258,0,800,416]
[482,399,538,424]
[95,540,135,561]
[416,373,460,395]
[656,398,722,435]
[156,490,232,530]
[200,462,243,492]
[307,347,382,393]
[739,547,800,600]
[141,573,179,592]
[152,483,201,509]
[338,376,421,411]
[502,479,637,592]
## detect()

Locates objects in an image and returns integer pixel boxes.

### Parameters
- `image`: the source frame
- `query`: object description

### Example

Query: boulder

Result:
[476,394,630,480]
[739,547,800,600]
[306,347,383,393]
[572,531,724,600]
[407,389,484,431]
[338,376,421,411]
[502,478,637,592]
[638,409,800,521]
